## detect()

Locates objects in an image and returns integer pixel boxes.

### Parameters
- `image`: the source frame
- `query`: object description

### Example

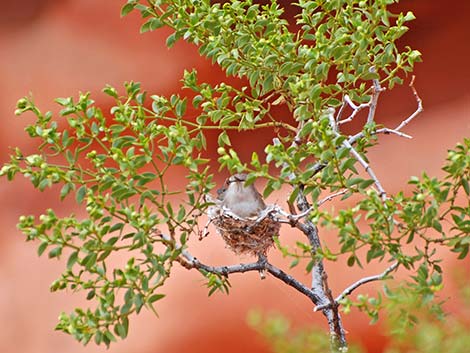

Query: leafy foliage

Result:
[248,310,364,353]
[251,274,470,352]
[249,282,470,353]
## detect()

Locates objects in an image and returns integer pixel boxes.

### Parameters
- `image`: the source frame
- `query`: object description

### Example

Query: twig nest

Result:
[207,201,281,256]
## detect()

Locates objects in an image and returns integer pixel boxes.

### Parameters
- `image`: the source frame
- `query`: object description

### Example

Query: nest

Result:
[207,203,281,256]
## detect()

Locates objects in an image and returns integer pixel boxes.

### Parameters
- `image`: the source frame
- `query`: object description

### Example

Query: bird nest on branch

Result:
[207,201,281,256]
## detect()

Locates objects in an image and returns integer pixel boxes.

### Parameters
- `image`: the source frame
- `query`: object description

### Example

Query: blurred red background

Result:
[0,1,469,353]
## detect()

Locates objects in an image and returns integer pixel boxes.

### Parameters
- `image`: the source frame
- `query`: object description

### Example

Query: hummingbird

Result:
[220,173,266,218]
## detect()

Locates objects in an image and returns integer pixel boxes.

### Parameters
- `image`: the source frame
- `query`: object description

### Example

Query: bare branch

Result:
[327,109,388,201]
[335,261,399,302]
[265,262,322,303]
[277,189,348,222]
[338,96,369,125]
[367,68,383,124]
[343,138,387,200]
[314,262,399,312]
[394,75,423,132]
[335,97,348,123]
[338,73,384,126]
[275,127,348,347]
[185,256,265,275]
[317,189,348,207]
[375,128,412,139]
[347,77,423,146]
[157,231,322,303]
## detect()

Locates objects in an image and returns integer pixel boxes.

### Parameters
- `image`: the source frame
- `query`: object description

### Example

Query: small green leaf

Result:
[217,131,231,147]
[148,293,165,303]
[166,33,178,48]
[76,185,87,204]
[86,289,96,300]
[461,178,470,196]
[289,258,299,268]
[306,260,315,273]
[121,3,136,17]
[60,183,74,200]
[37,241,48,257]
[403,11,416,22]
[175,98,187,117]
[67,251,79,269]
[48,246,62,259]
[115,323,128,339]
[347,255,356,267]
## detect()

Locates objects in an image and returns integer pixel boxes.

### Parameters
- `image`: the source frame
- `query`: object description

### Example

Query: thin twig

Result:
[335,98,347,123]
[394,75,423,132]
[338,72,383,126]
[276,189,348,222]
[338,95,370,125]
[314,262,399,311]
[201,218,213,240]
[375,128,412,139]
[317,189,348,206]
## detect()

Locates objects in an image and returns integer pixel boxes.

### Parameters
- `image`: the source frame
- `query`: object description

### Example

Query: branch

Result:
[275,122,348,347]
[157,231,322,303]
[317,189,348,206]
[185,257,264,275]
[265,262,322,303]
[337,71,384,126]
[394,75,423,132]
[338,96,370,125]
[328,109,388,201]
[275,189,348,223]
[375,127,412,139]
[347,77,423,146]
[314,262,399,312]
[367,69,383,124]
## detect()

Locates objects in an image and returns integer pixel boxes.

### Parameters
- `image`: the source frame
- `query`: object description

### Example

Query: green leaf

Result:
[48,246,62,259]
[104,330,117,344]
[148,293,165,303]
[76,185,87,204]
[81,252,97,270]
[55,97,71,106]
[403,11,416,22]
[462,178,470,196]
[66,251,79,269]
[347,255,356,267]
[289,258,299,268]
[217,131,231,147]
[60,183,74,200]
[306,260,315,273]
[115,323,128,339]
[141,18,164,33]
[166,33,178,48]
[37,241,48,257]
[121,3,136,17]
[175,98,187,118]
[359,179,375,190]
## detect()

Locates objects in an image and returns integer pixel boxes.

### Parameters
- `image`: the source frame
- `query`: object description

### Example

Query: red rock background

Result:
[0,1,469,353]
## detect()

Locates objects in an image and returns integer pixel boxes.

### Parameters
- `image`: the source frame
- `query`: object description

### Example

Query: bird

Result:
[220,173,266,218]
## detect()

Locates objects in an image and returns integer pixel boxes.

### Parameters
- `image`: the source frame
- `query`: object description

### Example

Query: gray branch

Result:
[314,262,399,312]
[366,68,383,123]
[157,232,322,303]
